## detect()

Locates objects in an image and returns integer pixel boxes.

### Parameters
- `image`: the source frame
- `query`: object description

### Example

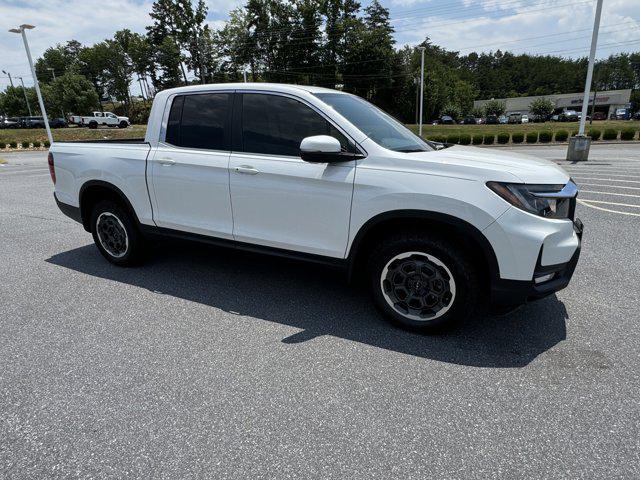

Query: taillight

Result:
[48,152,56,184]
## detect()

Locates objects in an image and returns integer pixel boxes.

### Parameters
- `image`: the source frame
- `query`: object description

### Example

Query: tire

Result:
[88,121,98,129]
[368,232,479,333]
[90,200,146,266]
[118,121,128,129]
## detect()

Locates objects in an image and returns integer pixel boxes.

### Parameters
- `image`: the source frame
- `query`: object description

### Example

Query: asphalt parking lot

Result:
[1,144,639,478]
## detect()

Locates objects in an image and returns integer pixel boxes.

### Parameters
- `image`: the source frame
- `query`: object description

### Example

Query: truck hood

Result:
[410,145,570,184]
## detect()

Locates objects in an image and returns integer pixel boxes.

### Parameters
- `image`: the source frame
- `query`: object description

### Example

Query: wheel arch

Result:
[79,180,140,232]
[347,210,500,286]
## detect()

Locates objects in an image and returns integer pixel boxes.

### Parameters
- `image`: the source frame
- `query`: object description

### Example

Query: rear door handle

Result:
[235,165,259,175]
[158,157,176,166]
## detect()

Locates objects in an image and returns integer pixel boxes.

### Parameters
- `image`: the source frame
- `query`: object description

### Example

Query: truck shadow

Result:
[46,241,568,368]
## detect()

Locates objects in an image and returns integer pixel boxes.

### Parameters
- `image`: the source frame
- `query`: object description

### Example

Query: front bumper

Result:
[490,218,583,309]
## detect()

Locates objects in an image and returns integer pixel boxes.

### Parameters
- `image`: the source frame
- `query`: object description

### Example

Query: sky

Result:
[1,0,639,90]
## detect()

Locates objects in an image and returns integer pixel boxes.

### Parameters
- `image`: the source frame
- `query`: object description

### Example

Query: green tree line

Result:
[1,0,639,122]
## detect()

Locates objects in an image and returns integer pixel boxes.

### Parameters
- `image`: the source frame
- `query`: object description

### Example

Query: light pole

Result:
[47,67,66,120]
[10,24,53,144]
[16,76,33,116]
[2,69,15,87]
[568,0,604,161]
[418,46,426,137]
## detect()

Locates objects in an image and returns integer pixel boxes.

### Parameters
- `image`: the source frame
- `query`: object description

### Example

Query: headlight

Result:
[487,180,578,219]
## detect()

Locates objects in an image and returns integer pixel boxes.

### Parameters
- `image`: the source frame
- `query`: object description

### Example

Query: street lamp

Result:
[1,69,15,87]
[9,24,53,144]
[16,76,33,116]
[418,46,426,138]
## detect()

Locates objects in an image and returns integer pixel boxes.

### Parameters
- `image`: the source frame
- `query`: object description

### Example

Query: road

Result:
[1,145,639,478]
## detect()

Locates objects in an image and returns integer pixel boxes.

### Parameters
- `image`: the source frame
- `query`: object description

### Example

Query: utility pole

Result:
[2,69,14,87]
[418,46,426,137]
[17,77,33,116]
[10,24,53,144]
[47,67,66,120]
[243,69,248,82]
[567,0,603,161]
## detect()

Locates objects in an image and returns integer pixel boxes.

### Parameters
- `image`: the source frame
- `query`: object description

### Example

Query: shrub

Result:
[21,141,30,149]
[428,135,446,143]
[458,134,471,145]
[44,140,51,148]
[33,141,41,148]
[602,129,618,140]
[526,132,538,143]
[588,128,601,141]
[554,130,569,142]
[472,135,483,145]
[538,131,552,143]
[9,141,17,149]
[571,129,579,137]
[620,128,636,141]
[0,142,6,149]
[497,132,510,144]
[511,132,525,143]
[446,134,460,144]
[483,134,495,145]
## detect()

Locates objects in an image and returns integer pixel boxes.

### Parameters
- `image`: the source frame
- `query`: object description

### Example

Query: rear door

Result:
[228,92,356,258]
[149,91,234,238]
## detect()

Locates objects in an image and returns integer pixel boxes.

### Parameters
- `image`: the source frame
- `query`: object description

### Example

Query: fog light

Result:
[534,273,555,284]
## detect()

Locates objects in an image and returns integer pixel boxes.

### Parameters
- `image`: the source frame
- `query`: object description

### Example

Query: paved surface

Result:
[1,145,639,478]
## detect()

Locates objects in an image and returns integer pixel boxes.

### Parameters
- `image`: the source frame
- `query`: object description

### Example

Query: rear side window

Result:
[164,93,231,150]
[241,93,351,156]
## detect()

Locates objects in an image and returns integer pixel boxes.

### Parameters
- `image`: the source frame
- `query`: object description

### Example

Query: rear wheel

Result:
[90,200,146,266]
[118,120,128,129]
[88,121,97,129]
[368,233,479,333]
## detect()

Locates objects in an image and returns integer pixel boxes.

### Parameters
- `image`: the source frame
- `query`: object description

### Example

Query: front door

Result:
[229,93,356,258]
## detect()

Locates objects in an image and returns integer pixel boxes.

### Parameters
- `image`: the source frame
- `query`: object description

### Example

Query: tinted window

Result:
[165,93,231,150]
[242,94,350,156]
[314,93,433,153]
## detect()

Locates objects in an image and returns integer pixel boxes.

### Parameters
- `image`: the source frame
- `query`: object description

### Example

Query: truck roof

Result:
[159,83,345,96]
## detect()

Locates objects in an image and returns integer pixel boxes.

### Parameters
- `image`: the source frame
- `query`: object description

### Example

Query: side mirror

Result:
[300,135,358,163]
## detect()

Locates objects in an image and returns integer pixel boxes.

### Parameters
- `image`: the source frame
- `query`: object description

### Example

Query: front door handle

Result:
[235,165,259,175]
[158,157,175,166]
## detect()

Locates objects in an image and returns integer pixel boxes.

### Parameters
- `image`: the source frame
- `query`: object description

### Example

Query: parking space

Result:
[1,145,639,478]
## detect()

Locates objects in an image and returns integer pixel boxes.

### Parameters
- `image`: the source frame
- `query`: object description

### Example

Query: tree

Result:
[441,103,461,120]
[43,74,100,115]
[529,97,555,118]
[0,86,39,116]
[483,99,506,116]
[35,40,82,82]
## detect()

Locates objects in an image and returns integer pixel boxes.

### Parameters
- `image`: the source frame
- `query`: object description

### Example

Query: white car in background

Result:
[50,83,582,332]
[69,111,130,129]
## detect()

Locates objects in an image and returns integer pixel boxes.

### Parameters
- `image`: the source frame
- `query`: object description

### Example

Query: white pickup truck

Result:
[50,83,582,331]
[69,111,130,129]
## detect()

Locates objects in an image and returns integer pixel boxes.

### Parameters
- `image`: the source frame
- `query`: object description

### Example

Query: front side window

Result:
[314,93,433,153]
[165,93,231,150]
[241,93,351,156]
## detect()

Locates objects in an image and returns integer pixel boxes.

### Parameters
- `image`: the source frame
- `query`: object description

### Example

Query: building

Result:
[473,89,632,117]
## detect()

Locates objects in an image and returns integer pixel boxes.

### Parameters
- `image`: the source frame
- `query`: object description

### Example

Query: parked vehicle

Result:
[69,111,130,129]
[439,115,456,125]
[591,111,607,121]
[485,114,499,125]
[51,83,582,332]
[21,116,46,128]
[611,107,632,120]
[0,117,20,129]
[459,116,477,125]
[633,111,640,121]
[498,115,508,124]
[508,113,522,124]
[49,118,68,128]
[521,114,529,124]
[550,114,560,122]
[559,110,579,122]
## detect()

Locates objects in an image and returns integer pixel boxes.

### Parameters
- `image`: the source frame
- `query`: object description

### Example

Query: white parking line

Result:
[579,183,640,190]
[578,199,640,217]
[579,199,640,208]
[572,176,640,184]
[566,172,640,179]
[581,190,640,198]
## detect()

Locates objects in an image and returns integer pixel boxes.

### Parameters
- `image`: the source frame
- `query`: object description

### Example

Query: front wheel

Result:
[118,121,128,129]
[90,200,146,266]
[368,233,479,333]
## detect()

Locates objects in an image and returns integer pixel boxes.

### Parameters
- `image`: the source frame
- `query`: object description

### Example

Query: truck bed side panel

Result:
[52,142,154,226]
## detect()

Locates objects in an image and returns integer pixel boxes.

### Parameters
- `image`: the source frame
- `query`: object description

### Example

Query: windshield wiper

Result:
[395,148,427,153]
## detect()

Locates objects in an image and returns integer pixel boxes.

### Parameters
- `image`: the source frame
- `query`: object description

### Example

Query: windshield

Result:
[314,93,433,152]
